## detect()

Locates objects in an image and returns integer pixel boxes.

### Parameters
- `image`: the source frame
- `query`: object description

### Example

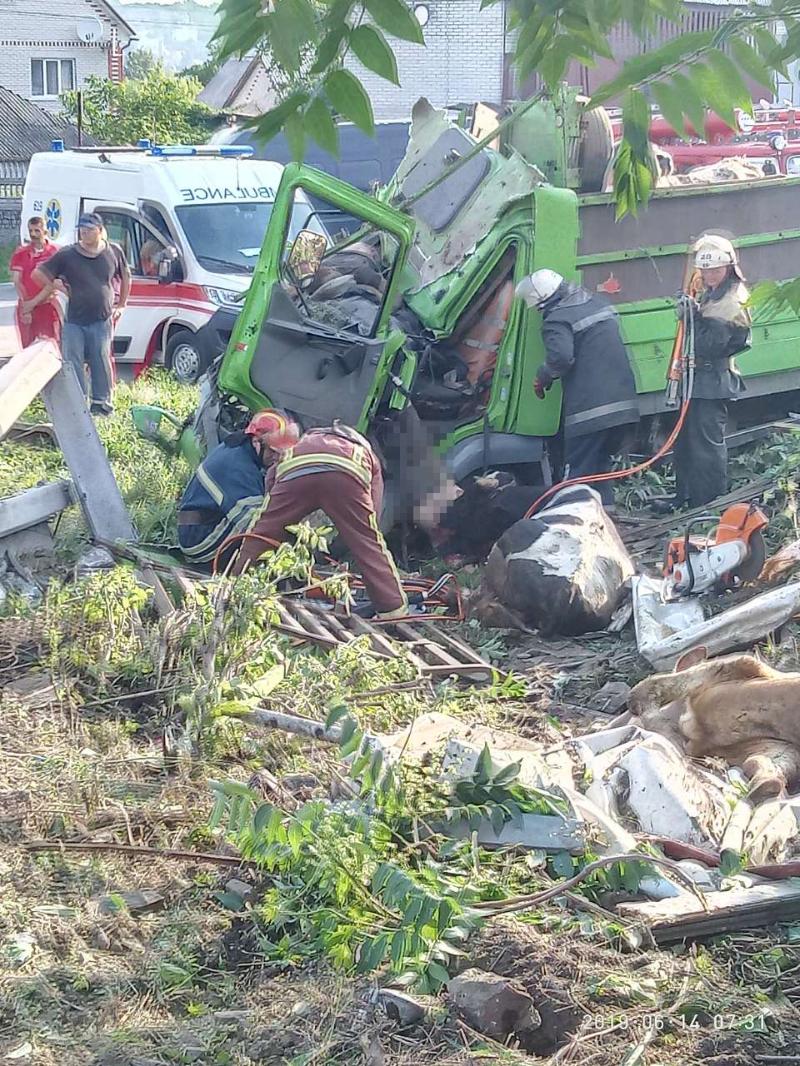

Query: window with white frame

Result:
[31,59,76,98]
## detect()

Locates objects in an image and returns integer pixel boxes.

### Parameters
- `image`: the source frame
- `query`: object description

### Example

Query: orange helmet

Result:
[245,409,300,452]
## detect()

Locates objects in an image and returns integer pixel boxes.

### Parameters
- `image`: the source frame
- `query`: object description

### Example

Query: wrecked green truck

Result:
[141,93,800,504]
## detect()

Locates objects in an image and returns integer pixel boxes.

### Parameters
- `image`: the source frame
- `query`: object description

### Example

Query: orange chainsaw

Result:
[663,502,768,600]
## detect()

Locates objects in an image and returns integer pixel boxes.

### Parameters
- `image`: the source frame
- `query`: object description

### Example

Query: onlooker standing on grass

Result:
[10,215,62,348]
[33,212,130,415]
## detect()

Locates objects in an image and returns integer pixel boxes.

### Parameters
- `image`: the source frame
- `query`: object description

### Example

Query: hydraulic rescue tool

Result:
[662,501,769,600]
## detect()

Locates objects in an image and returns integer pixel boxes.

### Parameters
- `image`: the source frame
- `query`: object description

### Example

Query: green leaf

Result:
[549,850,575,879]
[351,24,399,84]
[310,26,348,74]
[324,68,375,134]
[704,49,753,121]
[730,38,775,92]
[248,92,308,146]
[667,72,706,137]
[390,930,407,969]
[590,30,715,108]
[426,960,451,988]
[253,802,275,836]
[491,760,522,788]
[350,747,372,779]
[622,860,643,894]
[287,820,305,857]
[650,81,688,139]
[325,702,350,730]
[364,0,424,44]
[209,793,226,830]
[690,59,737,129]
[489,804,506,836]
[473,744,494,786]
[269,0,319,73]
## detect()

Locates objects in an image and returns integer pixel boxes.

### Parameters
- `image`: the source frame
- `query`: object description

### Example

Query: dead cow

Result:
[477,486,635,635]
[628,648,800,800]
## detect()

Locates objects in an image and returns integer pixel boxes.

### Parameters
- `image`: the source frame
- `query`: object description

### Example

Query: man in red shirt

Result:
[9,216,61,348]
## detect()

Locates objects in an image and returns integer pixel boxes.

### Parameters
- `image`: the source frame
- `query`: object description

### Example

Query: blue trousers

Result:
[565,429,618,506]
[62,319,114,409]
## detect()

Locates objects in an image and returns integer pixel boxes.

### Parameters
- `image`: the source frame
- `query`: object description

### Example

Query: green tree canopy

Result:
[210,0,793,218]
[125,47,161,81]
[62,69,218,146]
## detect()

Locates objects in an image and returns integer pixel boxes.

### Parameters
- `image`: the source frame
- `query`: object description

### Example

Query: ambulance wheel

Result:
[166,330,207,385]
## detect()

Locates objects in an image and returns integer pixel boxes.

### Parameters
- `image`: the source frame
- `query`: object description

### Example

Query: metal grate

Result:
[273,598,496,682]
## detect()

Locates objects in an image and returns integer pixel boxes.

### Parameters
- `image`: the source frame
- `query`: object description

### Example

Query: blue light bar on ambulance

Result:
[148,145,255,158]
[51,139,65,151]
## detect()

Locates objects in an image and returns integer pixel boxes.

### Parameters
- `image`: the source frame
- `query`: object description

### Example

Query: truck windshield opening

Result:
[175,200,323,274]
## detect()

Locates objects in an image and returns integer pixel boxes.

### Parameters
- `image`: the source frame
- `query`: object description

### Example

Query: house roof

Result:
[198,56,258,111]
[90,0,137,39]
[0,85,91,163]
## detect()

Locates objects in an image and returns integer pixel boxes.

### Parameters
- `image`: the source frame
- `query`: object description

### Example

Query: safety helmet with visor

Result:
[515,269,565,309]
[244,409,301,453]
[693,234,744,280]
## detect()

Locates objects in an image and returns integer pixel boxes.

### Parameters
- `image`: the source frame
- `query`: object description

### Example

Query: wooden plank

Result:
[0,341,61,440]
[617,880,800,943]
[0,480,73,538]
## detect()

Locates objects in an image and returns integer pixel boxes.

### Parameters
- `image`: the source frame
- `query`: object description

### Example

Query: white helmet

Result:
[693,234,738,271]
[516,269,564,308]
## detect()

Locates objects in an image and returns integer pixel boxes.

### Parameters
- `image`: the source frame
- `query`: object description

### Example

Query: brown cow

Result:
[627,649,800,801]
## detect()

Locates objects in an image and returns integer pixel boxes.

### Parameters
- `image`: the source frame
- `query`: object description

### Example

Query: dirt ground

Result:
[4,378,800,1065]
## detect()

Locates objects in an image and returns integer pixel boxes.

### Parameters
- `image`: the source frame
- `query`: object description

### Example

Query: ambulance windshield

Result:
[175,198,325,274]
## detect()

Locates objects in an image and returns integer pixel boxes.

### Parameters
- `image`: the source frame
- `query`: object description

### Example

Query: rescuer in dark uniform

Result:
[177,409,300,564]
[516,270,639,506]
[672,235,751,508]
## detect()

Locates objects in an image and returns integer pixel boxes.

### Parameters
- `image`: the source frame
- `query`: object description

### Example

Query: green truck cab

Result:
[171,95,800,499]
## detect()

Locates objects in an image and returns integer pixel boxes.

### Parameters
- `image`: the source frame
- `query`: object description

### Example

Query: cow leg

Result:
[740,742,800,802]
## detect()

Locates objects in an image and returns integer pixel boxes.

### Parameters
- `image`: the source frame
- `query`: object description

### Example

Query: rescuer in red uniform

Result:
[232,412,407,620]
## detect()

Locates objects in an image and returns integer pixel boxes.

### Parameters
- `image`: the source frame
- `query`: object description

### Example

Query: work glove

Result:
[533,367,553,400]
[675,292,698,321]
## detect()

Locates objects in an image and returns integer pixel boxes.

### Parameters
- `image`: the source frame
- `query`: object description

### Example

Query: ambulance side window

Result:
[101,211,167,278]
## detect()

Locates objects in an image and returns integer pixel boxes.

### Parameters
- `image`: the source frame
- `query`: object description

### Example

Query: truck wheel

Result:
[579,106,614,193]
[166,330,207,385]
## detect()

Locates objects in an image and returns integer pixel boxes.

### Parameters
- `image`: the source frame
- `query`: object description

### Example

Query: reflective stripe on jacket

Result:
[692,276,751,401]
[539,284,640,438]
[269,426,383,512]
[178,435,266,561]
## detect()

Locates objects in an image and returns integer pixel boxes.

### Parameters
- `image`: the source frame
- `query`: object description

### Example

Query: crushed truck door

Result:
[218,164,416,429]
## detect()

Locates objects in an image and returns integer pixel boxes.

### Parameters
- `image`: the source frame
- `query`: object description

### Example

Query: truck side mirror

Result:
[158,246,183,284]
[288,229,327,280]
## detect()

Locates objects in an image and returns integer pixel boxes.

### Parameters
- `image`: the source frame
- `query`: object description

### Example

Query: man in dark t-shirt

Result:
[34,212,130,415]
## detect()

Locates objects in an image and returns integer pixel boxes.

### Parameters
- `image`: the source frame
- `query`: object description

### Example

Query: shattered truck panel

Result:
[387,100,543,298]
[208,93,800,488]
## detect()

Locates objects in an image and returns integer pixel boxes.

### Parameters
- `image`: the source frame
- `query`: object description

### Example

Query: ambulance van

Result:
[22,142,320,383]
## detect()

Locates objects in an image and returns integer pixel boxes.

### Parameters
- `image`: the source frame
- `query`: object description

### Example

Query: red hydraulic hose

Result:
[523,396,691,519]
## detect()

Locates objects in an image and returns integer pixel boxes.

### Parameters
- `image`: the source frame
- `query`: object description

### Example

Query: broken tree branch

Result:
[471,852,709,916]
[23,840,256,867]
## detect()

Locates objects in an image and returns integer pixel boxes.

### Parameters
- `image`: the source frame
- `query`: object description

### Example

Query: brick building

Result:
[351,0,506,120]
[0,0,136,113]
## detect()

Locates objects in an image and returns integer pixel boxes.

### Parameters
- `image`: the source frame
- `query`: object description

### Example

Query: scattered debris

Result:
[587,680,631,715]
[447,968,541,1042]
[633,575,800,669]
[98,889,165,915]
[372,988,431,1026]
[478,487,635,635]
[618,879,800,942]
[760,538,800,583]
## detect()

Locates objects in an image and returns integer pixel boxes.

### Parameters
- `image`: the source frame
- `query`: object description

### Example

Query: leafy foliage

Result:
[212,0,796,228]
[125,47,161,81]
[62,70,217,145]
